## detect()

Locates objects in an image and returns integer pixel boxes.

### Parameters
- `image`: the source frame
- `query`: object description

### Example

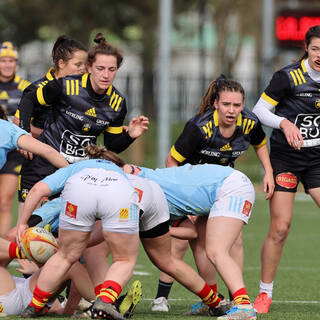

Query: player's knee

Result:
[205,247,225,266]
[270,222,291,243]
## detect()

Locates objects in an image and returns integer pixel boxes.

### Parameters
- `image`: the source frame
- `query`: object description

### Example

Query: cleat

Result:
[253,292,272,313]
[184,301,209,315]
[151,297,170,312]
[209,300,231,317]
[92,297,126,320]
[217,304,256,320]
[118,280,142,318]
[72,304,93,318]
[20,305,48,318]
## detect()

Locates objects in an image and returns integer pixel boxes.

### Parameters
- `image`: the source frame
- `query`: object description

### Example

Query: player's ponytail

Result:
[87,33,123,68]
[85,145,125,167]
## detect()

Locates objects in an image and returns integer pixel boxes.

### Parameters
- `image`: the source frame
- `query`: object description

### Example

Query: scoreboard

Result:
[276,9,320,47]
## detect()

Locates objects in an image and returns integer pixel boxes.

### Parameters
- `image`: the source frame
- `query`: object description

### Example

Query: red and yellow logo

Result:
[276,172,298,189]
[119,208,129,221]
[242,200,253,217]
[65,201,78,219]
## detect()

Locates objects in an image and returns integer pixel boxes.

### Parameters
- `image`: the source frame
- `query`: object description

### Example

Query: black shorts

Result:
[18,155,58,202]
[0,150,25,176]
[270,145,320,193]
[139,220,170,239]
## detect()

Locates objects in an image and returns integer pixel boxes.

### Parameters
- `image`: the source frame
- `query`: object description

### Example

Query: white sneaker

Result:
[151,297,170,312]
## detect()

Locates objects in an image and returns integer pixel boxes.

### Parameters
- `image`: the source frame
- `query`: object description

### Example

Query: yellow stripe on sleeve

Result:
[36,87,46,105]
[106,126,123,134]
[253,136,267,149]
[261,92,278,107]
[297,68,306,83]
[170,145,186,163]
[290,71,298,86]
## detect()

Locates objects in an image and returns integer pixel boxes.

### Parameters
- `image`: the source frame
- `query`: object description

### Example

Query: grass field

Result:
[6,192,320,319]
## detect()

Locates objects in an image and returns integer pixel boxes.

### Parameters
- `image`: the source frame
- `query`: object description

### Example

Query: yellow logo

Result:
[85,108,96,117]
[220,143,232,151]
[119,208,129,220]
[0,91,9,100]
[0,304,3,313]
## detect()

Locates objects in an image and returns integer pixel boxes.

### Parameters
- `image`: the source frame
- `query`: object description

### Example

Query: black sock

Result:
[228,290,233,301]
[155,280,173,299]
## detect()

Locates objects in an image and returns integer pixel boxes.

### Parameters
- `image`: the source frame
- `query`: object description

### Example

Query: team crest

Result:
[65,201,78,219]
[119,208,129,221]
[21,189,29,200]
[315,99,320,109]
[82,123,91,132]
[276,172,297,189]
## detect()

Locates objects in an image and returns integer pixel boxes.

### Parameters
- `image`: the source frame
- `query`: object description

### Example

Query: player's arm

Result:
[166,120,202,167]
[250,123,274,200]
[18,79,62,132]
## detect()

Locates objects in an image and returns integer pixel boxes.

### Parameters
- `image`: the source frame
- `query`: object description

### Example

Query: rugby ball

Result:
[20,227,58,264]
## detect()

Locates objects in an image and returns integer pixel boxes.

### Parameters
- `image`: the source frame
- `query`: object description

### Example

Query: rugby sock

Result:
[29,285,52,311]
[259,280,273,298]
[8,242,26,259]
[99,280,122,304]
[197,283,221,308]
[155,280,173,299]
[95,283,103,297]
[232,287,251,305]
[209,283,217,293]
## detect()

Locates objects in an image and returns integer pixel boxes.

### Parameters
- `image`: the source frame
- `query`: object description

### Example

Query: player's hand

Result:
[16,259,39,274]
[280,119,303,150]
[16,223,28,245]
[263,171,275,200]
[127,115,149,139]
[17,147,33,160]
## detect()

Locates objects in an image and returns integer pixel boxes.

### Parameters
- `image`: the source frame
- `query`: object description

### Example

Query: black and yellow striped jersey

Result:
[262,59,320,149]
[170,108,266,167]
[0,74,30,120]
[15,68,55,129]
[19,73,132,163]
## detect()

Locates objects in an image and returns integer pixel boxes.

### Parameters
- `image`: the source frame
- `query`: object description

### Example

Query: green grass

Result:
[7,193,320,319]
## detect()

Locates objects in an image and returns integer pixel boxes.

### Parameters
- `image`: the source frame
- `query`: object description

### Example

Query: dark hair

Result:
[198,75,245,116]
[87,33,123,68]
[52,35,87,70]
[85,145,125,167]
[300,25,320,60]
[0,105,7,120]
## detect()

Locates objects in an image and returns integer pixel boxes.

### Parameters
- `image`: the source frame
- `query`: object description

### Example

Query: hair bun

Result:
[94,33,106,44]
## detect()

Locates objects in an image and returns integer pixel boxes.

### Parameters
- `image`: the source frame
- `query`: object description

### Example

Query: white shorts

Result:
[59,168,140,234]
[0,276,32,315]
[127,175,169,232]
[209,171,255,224]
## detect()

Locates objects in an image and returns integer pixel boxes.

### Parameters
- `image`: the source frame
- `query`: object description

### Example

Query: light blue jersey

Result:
[138,163,234,217]
[0,119,28,169]
[42,159,125,195]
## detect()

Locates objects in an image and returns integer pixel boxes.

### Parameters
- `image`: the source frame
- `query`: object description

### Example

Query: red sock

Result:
[210,283,217,293]
[197,283,221,308]
[232,287,250,305]
[95,284,103,297]
[98,280,122,304]
[29,285,53,311]
[8,242,25,259]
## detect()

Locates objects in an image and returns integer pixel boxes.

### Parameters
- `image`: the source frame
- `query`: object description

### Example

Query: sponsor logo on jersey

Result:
[85,108,97,117]
[96,118,110,126]
[242,200,253,216]
[296,92,312,97]
[220,143,232,151]
[82,123,91,132]
[200,150,221,157]
[276,172,298,189]
[315,99,320,109]
[295,114,320,146]
[119,208,129,221]
[65,201,78,219]
[66,110,84,121]
[232,151,245,157]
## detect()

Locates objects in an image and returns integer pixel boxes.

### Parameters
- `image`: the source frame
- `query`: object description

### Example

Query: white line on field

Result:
[142,298,320,304]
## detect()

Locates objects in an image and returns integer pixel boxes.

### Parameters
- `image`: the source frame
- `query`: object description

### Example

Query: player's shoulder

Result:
[241,108,260,122]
